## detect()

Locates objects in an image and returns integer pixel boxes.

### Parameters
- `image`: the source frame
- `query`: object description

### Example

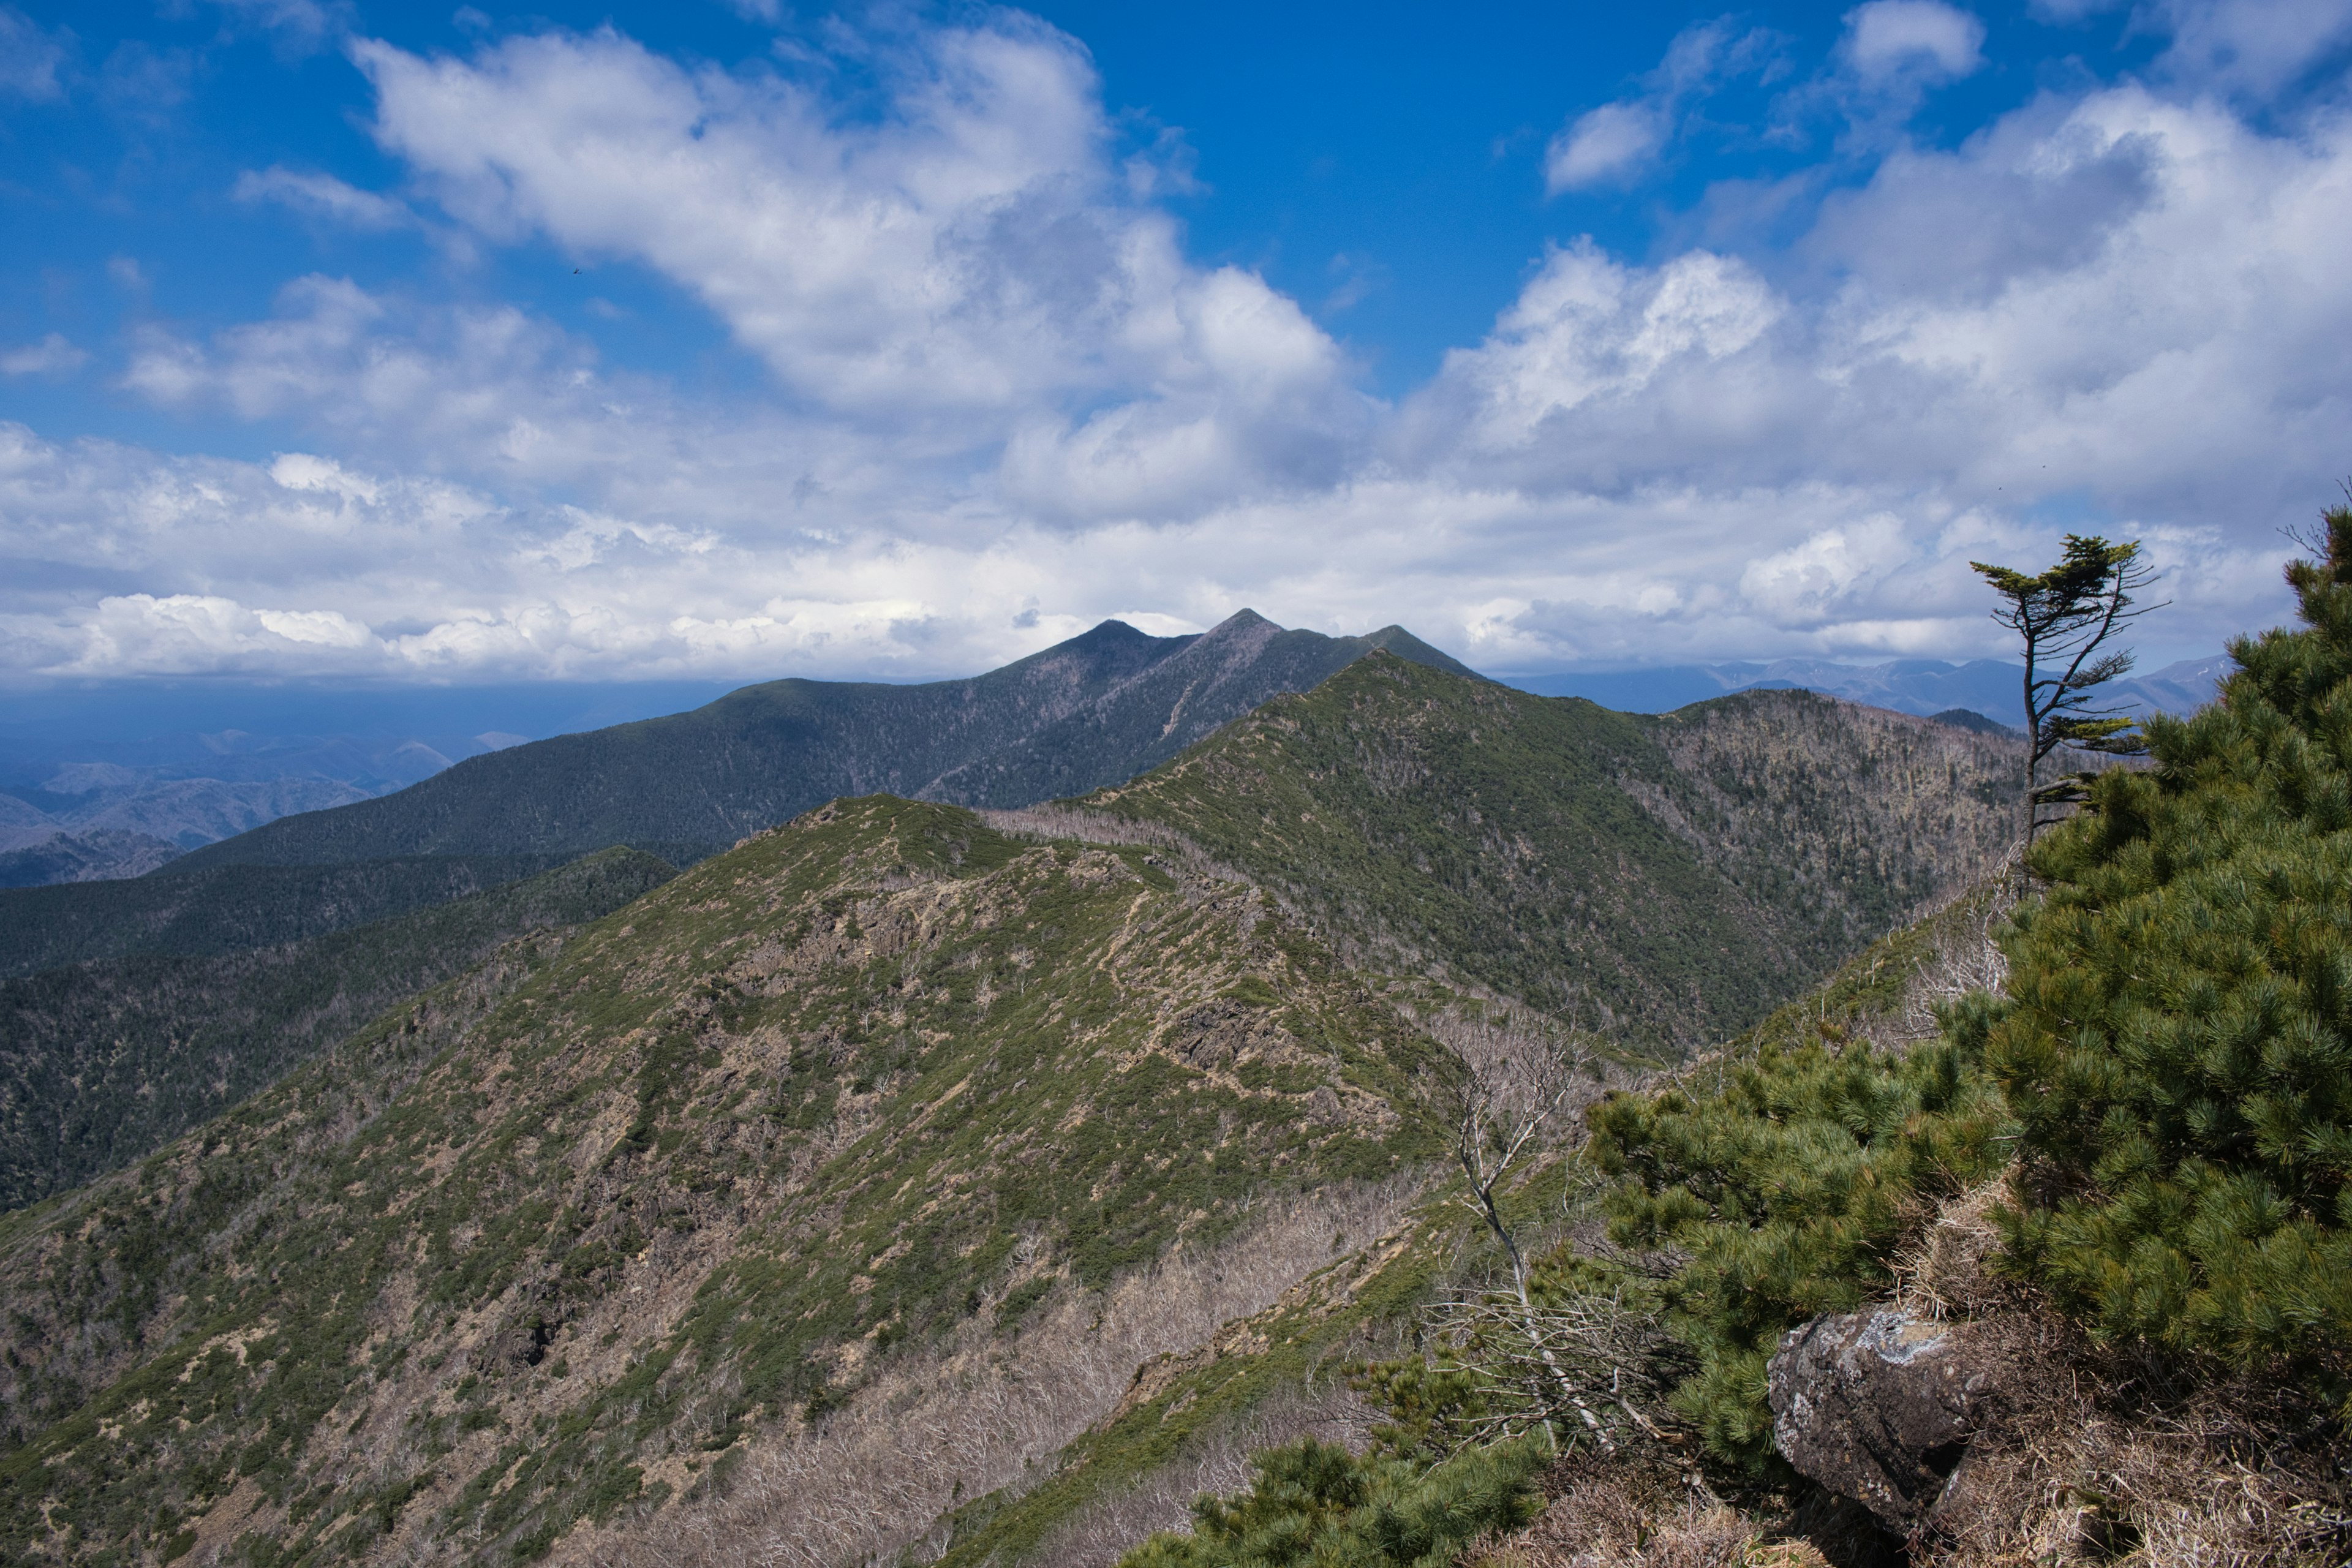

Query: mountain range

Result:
[0,631,2222,892]
[1512,652,2230,726]
[169,612,1471,870]
[0,647,2024,1567]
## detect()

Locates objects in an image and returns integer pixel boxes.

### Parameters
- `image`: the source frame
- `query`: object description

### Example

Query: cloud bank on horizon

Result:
[2,0,2350,684]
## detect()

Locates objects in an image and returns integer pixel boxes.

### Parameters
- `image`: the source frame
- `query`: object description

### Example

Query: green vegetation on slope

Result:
[1119,1436,1545,1568]
[0,854,578,981]
[0,847,678,1212]
[0,797,1447,1566]
[1551,521,2352,1468]
[1991,508,2352,1370]
[1091,653,2018,1050]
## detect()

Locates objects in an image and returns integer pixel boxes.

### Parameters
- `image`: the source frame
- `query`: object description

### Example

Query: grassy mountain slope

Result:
[0,848,677,1213]
[172,614,1471,873]
[1090,654,2018,1049]
[0,798,1448,1567]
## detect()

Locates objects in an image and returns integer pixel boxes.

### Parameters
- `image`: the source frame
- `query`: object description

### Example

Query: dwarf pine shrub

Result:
[1586,1022,2011,1464]
[1115,1436,1545,1568]
[1991,506,2352,1373]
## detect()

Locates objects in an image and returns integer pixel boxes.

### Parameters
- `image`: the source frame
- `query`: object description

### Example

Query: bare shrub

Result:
[567,1180,1421,1568]
[1421,1283,1695,1461]
[1893,866,2015,1042]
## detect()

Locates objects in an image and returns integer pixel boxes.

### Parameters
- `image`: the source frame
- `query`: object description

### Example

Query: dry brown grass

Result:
[562,1180,1420,1568]
[1918,1324,2352,1567]
[1880,1178,2352,1567]
[1475,1459,1757,1568]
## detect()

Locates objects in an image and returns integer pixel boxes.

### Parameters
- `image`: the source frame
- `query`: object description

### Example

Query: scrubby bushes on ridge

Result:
[1991,507,2352,1372]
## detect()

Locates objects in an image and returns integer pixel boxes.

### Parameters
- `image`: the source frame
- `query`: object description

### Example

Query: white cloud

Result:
[1544,20,1780,194]
[10,15,2350,684]
[0,334,88,376]
[233,166,416,230]
[1841,1,1988,85]
[0,7,68,101]
[2145,0,2352,96]
[1547,102,1670,192]
[352,24,1194,418]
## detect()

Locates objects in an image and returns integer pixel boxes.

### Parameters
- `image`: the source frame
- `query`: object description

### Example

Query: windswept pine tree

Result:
[1992,504,2352,1375]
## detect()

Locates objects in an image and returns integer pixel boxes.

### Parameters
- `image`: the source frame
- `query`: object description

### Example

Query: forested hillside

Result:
[0,799,1449,1566]
[1115,528,2352,1568]
[1093,655,2016,1049]
[0,848,676,1210]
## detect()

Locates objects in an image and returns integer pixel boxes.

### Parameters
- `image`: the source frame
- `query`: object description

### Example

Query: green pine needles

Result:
[1117,1436,1546,1568]
[1991,505,2352,1371]
[1589,1015,2012,1464]
[1572,502,2352,1469]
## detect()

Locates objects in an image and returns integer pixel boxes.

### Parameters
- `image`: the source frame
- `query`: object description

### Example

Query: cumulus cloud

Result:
[341,21,1360,521]
[10,10,2349,683]
[357,25,1174,415]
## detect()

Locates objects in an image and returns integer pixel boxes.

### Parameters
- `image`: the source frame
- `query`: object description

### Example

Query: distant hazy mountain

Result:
[0,828,183,889]
[1506,653,2229,728]
[0,680,741,885]
[174,611,1473,871]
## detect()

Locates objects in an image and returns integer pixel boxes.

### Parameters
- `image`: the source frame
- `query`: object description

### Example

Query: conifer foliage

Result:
[1588,1018,2011,1463]
[1992,507,2352,1375]
[1117,1436,1545,1568]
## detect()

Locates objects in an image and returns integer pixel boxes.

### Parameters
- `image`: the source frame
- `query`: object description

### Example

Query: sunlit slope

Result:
[0,798,1442,1566]
[1091,654,2018,1049]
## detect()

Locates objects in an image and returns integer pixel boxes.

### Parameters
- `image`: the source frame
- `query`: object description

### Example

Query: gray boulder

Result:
[1766,1309,1999,1527]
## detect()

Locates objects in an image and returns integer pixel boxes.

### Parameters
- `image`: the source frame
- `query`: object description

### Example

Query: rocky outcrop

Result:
[1767,1308,2000,1528]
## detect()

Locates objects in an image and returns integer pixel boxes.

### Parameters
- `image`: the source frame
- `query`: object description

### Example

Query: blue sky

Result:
[3,0,2350,687]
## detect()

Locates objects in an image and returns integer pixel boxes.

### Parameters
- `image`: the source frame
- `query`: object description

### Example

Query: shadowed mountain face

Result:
[170,612,1472,872]
[0,848,677,1211]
